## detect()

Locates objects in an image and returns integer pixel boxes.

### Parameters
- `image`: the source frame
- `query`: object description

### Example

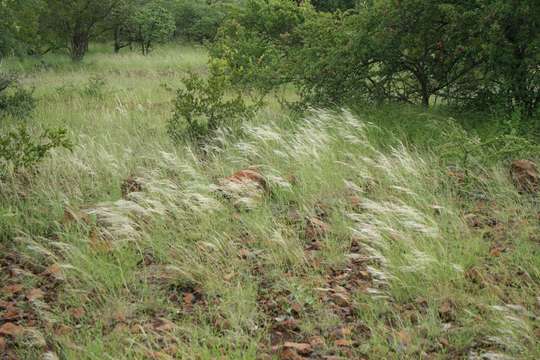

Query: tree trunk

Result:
[420,79,430,107]
[421,92,430,107]
[114,26,121,53]
[70,32,89,62]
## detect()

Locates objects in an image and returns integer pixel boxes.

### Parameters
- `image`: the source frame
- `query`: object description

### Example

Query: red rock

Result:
[0,323,23,337]
[330,292,351,307]
[280,348,304,360]
[1,284,23,295]
[305,217,330,241]
[309,336,325,348]
[283,342,312,355]
[334,338,352,347]
[26,288,45,301]
[510,159,539,193]
[225,169,267,190]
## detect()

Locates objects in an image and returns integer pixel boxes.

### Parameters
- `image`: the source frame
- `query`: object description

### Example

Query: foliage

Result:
[463,0,540,118]
[356,0,484,107]
[81,76,107,98]
[108,0,139,53]
[436,119,539,169]
[131,2,175,55]
[0,86,36,119]
[170,0,233,43]
[288,10,366,106]
[0,73,35,119]
[0,72,69,176]
[0,72,16,94]
[0,0,45,59]
[208,0,308,102]
[168,70,254,142]
[286,0,486,107]
[209,0,488,108]
[0,0,537,120]
[207,0,538,120]
[310,0,357,12]
[0,126,72,176]
[40,0,120,61]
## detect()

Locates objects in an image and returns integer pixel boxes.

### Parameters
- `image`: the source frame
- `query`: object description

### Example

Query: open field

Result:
[0,44,539,359]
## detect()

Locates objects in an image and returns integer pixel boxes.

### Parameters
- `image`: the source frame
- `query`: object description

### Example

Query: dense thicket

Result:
[208,0,539,119]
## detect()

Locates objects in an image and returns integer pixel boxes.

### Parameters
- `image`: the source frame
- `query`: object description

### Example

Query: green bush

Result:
[0,126,72,176]
[436,119,539,168]
[0,73,72,177]
[167,71,255,143]
[0,73,35,119]
[208,0,308,106]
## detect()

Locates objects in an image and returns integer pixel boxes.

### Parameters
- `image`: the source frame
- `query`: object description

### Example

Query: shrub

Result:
[0,73,15,92]
[167,71,255,143]
[0,73,72,177]
[207,0,308,108]
[0,126,72,176]
[436,119,539,169]
[0,73,35,119]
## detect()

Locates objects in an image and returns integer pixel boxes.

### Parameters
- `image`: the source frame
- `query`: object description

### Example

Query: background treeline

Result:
[1,0,539,121]
[0,0,246,60]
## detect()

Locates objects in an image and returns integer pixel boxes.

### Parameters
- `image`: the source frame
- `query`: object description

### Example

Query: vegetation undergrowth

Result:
[0,44,538,359]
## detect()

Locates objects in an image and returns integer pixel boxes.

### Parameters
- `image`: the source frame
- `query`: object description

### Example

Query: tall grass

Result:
[0,45,538,360]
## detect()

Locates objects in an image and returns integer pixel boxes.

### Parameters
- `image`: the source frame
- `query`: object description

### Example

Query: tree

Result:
[169,0,224,43]
[109,0,138,53]
[0,0,44,59]
[210,0,486,108]
[357,0,484,107]
[0,0,19,59]
[310,0,357,12]
[131,2,175,55]
[209,0,307,99]
[41,0,120,61]
[476,0,540,118]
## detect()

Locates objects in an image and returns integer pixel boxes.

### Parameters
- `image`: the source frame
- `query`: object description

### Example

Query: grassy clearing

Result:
[0,45,539,359]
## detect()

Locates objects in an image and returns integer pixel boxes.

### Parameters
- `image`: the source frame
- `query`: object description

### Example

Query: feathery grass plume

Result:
[483,304,537,356]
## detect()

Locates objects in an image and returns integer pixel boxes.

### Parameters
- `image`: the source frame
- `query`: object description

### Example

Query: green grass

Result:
[0,44,539,359]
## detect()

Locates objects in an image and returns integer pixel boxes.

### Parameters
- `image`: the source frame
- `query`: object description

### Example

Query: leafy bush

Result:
[0,73,72,177]
[208,0,307,106]
[0,126,72,176]
[0,73,35,119]
[167,71,255,143]
[436,119,539,168]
